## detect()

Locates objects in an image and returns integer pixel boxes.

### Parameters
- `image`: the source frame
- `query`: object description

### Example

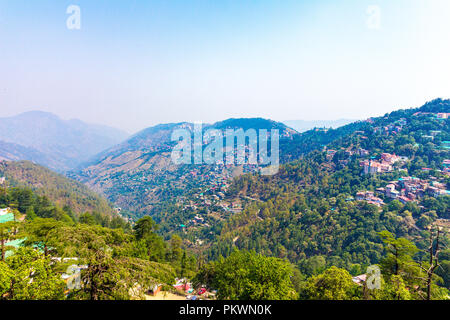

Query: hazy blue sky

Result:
[0,0,449,133]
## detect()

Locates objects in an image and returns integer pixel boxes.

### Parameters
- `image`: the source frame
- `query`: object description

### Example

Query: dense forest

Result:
[186,99,450,299]
[2,184,447,300]
[196,100,450,297]
[0,161,116,217]
[0,185,197,299]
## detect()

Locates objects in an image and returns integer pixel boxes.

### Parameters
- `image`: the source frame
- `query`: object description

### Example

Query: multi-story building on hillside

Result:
[360,153,405,175]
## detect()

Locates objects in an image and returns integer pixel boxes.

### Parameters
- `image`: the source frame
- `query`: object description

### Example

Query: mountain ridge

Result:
[0,111,129,171]
[283,119,358,133]
[70,118,298,219]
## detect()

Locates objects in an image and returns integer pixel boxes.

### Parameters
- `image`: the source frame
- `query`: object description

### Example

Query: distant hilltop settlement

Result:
[353,155,449,208]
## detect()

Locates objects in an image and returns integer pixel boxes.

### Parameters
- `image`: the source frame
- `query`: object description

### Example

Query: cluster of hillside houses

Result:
[360,153,408,175]
[372,118,407,136]
[356,175,449,207]
[412,112,449,119]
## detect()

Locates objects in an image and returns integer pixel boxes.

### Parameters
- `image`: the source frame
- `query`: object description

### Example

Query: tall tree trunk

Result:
[426,275,432,300]
[89,266,100,300]
[1,238,4,261]
[394,246,399,275]
[363,282,369,300]
[427,230,433,300]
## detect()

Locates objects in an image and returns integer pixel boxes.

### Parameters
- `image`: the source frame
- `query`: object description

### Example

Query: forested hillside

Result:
[0,161,117,217]
[0,185,196,300]
[202,100,450,267]
[176,99,450,299]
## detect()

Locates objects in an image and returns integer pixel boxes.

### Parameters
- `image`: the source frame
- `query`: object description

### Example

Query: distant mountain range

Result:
[0,110,357,173]
[0,111,129,171]
[283,119,357,133]
[0,140,54,165]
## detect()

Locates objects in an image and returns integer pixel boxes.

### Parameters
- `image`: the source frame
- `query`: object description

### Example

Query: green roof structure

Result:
[4,238,26,259]
[0,212,15,224]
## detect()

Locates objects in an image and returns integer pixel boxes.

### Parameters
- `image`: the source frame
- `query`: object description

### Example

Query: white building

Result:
[0,208,11,216]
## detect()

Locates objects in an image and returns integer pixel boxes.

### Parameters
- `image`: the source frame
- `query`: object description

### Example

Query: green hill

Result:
[0,160,116,217]
[198,99,449,272]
